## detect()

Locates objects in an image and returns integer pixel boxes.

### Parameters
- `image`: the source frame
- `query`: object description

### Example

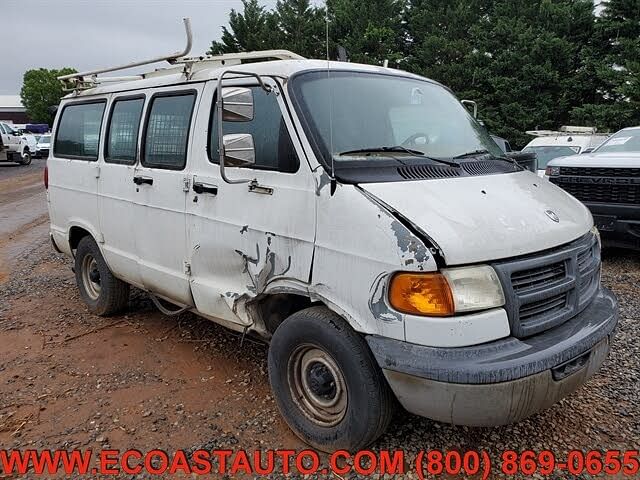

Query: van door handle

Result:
[248,180,274,195]
[192,182,218,195]
[133,175,153,186]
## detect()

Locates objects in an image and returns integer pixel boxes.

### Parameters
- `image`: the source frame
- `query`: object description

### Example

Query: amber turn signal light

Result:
[388,273,455,317]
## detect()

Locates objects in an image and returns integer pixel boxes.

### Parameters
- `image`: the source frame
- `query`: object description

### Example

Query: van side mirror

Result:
[582,148,594,154]
[461,99,478,118]
[216,69,271,184]
[222,133,256,167]
[221,87,254,122]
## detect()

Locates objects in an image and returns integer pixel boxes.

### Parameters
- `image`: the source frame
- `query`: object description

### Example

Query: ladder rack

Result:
[58,18,304,91]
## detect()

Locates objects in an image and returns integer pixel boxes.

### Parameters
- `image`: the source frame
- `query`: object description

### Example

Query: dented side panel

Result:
[186,79,316,326]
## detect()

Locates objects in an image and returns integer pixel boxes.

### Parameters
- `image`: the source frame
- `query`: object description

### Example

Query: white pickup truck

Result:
[0,121,37,165]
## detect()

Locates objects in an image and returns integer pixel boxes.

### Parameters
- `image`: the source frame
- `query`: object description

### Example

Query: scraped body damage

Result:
[310,179,438,342]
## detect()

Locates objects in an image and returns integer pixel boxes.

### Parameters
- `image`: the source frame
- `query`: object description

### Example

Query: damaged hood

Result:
[361,171,593,265]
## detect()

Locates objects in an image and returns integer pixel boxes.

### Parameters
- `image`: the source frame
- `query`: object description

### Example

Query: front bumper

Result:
[367,288,617,426]
[588,202,640,251]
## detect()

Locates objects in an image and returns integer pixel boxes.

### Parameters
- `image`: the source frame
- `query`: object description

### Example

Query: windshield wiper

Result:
[453,149,524,170]
[453,149,490,159]
[338,146,460,168]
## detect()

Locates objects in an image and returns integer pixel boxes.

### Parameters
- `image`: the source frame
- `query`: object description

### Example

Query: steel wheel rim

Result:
[287,344,347,427]
[81,255,101,300]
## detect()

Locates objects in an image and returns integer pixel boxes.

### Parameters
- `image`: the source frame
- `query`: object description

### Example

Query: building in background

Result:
[0,95,30,124]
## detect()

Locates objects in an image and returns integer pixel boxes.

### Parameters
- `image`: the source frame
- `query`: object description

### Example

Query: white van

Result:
[522,127,609,176]
[47,41,618,451]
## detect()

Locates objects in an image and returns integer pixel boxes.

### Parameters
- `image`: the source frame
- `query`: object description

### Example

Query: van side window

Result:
[54,101,106,160]
[105,97,144,165]
[209,87,299,173]
[142,92,196,170]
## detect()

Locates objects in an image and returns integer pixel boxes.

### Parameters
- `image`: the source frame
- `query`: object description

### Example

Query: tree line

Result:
[209,0,639,148]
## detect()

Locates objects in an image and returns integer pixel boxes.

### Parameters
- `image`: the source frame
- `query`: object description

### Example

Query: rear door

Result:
[133,86,202,305]
[186,78,316,324]
[97,94,146,287]
[49,100,105,244]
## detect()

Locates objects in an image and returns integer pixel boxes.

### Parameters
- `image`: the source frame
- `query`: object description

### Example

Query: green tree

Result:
[272,0,326,58]
[406,0,597,148]
[208,0,326,58]
[327,0,406,64]
[208,0,276,54]
[404,0,485,94]
[571,0,640,131]
[20,67,76,125]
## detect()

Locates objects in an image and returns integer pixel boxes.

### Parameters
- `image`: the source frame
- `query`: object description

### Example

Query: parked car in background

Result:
[36,134,51,159]
[0,121,36,164]
[546,126,640,250]
[522,126,609,177]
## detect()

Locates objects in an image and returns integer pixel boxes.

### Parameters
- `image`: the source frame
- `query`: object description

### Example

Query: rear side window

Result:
[54,101,106,160]
[209,87,299,173]
[105,97,144,164]
[142,92,196,170]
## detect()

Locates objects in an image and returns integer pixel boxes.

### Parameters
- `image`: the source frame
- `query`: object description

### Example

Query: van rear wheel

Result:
[74,236,129,316]
[268,306,395,452]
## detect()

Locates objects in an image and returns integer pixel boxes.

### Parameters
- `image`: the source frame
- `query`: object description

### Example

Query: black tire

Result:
[19,150,31,165]
[268,306,395,452]
[74,236,129,316]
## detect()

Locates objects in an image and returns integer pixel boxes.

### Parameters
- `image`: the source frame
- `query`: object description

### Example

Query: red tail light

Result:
[44,165,49,189]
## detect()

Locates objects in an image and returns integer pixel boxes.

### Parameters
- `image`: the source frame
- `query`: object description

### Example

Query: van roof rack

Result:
[58,18,304,92]
[526,126,598,137]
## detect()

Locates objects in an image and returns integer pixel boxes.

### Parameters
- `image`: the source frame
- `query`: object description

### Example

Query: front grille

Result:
[551,180,640,205]
[551,167,640,205]
[560,167,639,177]
[519,292,567,321]
[511,262,566,292]
[493,232,600,338]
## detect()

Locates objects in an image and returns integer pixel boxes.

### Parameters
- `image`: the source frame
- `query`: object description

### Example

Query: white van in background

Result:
[522,126,609,177]
[46,26,618,451]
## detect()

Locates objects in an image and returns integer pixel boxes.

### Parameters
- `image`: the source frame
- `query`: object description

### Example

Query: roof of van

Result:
[63,60,427,99]
[523,134,609,150]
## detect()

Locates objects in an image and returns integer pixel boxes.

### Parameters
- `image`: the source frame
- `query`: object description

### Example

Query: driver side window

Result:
[209,86,299,174]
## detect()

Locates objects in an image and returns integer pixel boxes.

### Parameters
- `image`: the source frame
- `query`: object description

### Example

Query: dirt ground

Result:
[1,159,639,478]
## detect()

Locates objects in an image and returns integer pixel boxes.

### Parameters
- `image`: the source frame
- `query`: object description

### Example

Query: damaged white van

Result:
[48,29,618,451]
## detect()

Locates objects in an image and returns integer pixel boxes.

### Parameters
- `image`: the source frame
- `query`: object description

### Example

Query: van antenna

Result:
[325,2,335,182]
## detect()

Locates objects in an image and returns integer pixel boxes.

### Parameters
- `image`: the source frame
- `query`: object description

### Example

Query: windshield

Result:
[595,129,640,154]
[39,135,51,143]
[290,71,503,167]
[521,146,580,169]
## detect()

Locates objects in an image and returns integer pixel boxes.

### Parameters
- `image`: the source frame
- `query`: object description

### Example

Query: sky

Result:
[3,0,602,96]
[1,0,280,95]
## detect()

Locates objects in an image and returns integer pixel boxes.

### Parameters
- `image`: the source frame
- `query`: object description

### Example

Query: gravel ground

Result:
[0,165,638,479]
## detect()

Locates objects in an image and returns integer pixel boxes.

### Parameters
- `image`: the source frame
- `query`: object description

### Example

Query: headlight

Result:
[545,166,560,176]
[388,266,505,317]
[591,225,601,248]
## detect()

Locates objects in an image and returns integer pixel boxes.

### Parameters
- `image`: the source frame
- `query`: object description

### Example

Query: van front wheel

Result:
[268,306,395,452]
[74,236,129,316]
